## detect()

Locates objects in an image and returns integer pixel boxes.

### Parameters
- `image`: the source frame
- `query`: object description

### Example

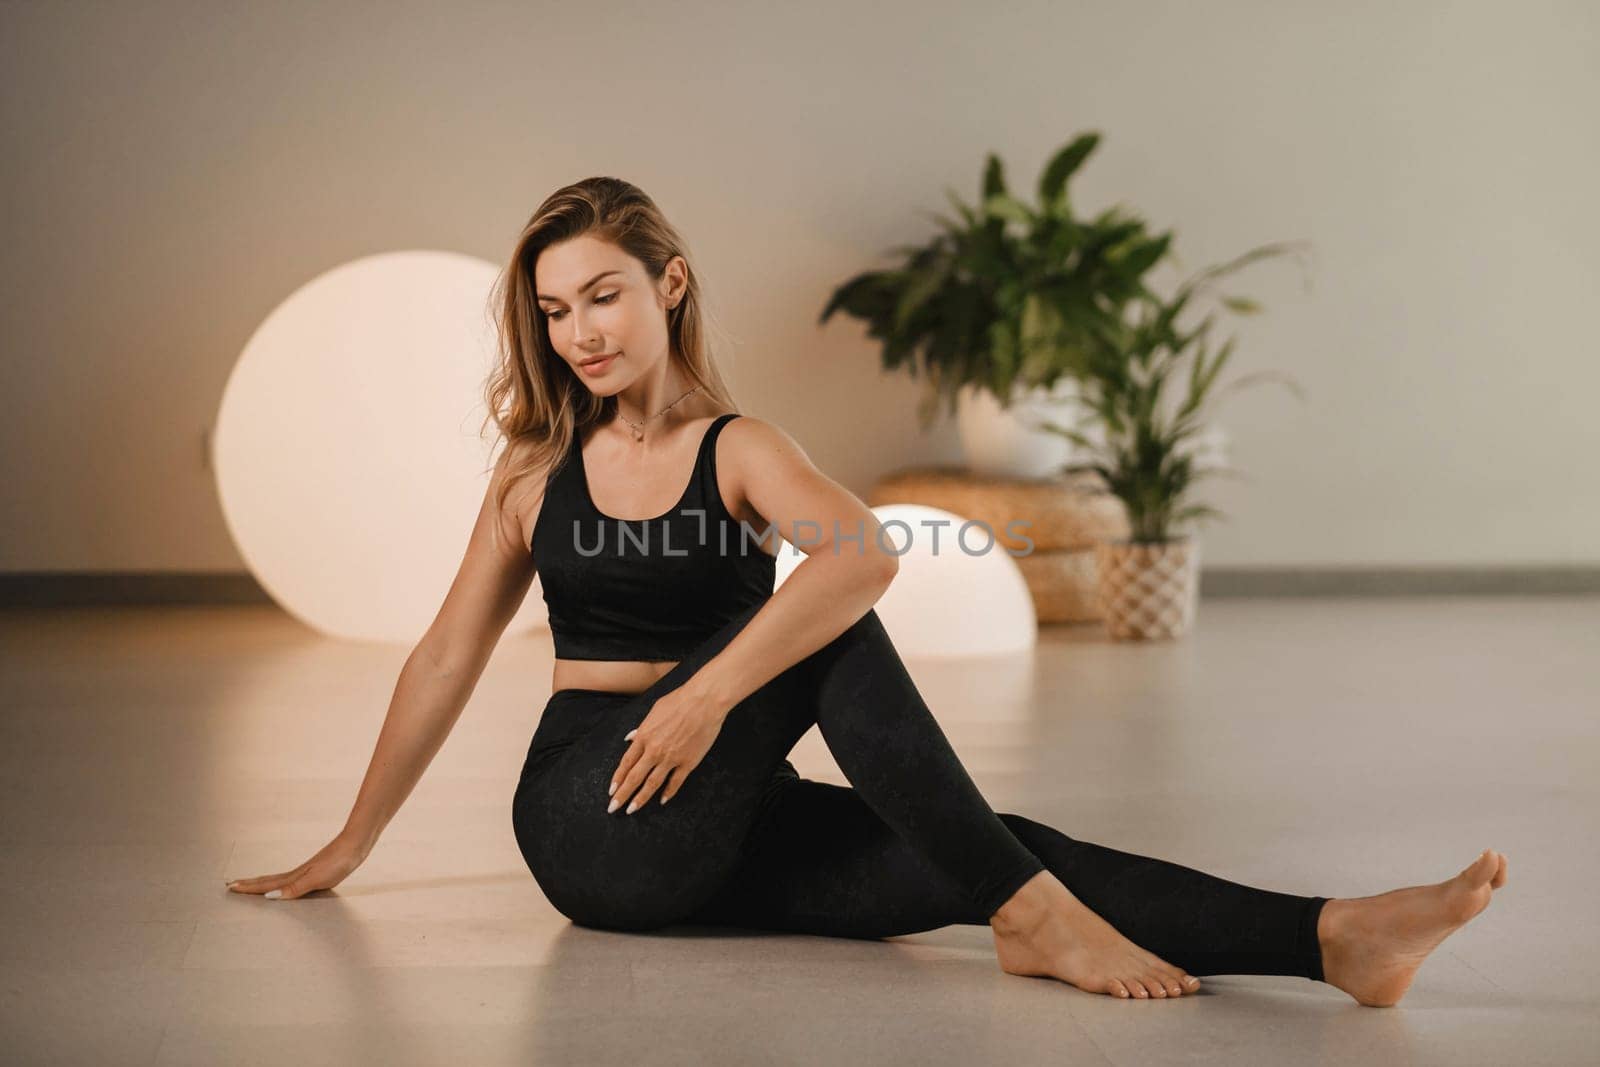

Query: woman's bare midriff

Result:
[551,659,678,697]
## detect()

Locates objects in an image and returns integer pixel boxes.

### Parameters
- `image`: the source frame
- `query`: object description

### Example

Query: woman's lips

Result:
[579,353,618,376]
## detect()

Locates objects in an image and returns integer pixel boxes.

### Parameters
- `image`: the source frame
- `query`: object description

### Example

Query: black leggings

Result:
[512,601,1326,980]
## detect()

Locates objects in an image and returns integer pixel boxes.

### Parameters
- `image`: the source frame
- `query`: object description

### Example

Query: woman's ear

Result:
[660,256,688,308]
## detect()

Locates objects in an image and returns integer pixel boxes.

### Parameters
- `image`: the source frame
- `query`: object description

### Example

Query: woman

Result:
[226,177,1507,1006]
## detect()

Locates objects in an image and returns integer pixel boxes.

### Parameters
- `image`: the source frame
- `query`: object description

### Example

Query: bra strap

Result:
[695,413,740,512]
[703,413,740,466]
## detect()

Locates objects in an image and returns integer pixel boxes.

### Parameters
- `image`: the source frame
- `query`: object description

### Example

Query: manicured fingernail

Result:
[607,798,619,814]
[626,800,639,814]
[624,729,637,741]
[659,794,669,805]
[225,880,238,888]
[265,889,282,899]
[608,780,617,796]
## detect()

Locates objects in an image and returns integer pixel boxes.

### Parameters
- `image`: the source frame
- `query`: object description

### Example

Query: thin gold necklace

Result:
[617,385,701,442]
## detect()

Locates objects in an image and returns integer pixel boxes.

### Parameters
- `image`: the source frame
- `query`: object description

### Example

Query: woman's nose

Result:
[571,314,597,346]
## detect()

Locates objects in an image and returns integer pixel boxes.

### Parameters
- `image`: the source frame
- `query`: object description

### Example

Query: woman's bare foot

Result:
[1320,848,1509,1007]
[990,871,1202,1000]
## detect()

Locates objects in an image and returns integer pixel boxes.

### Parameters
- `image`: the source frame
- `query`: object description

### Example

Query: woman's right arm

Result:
[225,450,542,900]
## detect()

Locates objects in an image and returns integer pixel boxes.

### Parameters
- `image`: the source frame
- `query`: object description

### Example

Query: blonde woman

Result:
[226,177,1507,1006]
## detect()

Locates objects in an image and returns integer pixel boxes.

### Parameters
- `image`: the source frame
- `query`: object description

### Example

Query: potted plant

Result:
[1035,242,1310,640]
[819,132,1175,478]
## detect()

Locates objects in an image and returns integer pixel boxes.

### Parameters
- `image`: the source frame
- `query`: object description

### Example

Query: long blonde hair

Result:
[482,176,740,552]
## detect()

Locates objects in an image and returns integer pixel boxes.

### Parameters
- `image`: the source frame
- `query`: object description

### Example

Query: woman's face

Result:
[534,234,684,394]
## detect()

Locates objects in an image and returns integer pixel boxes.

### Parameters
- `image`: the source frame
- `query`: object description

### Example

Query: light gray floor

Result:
[2,596,1595,1066]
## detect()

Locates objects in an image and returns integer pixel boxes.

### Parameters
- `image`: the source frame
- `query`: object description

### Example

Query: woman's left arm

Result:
[606,417,899,812]
[683,416,899,710]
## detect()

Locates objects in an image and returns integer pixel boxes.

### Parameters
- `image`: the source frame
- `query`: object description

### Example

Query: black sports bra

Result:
[531,412,776,662]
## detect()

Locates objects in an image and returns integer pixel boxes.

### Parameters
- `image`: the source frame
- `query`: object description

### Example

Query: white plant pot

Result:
[955,380,1090,480]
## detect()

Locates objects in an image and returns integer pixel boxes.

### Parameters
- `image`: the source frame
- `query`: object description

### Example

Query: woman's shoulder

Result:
[716,412,800,446]
[499,432,564,486]
[712,413,816,478]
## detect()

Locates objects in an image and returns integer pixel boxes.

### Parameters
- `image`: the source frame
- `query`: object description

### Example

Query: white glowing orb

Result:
[773,504,1037,657]
[212,250,548,643]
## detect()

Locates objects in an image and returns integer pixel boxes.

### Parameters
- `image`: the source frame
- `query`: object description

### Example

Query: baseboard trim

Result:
[0,572,274,607]
[2,566,1598,608]
[1201,566,1600,597]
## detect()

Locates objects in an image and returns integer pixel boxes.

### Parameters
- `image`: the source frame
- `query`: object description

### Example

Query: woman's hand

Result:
[224,833,370,900]
[608,685,730,815]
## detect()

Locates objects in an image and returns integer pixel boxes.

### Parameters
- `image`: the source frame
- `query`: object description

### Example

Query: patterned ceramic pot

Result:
[1093,536,1200,641]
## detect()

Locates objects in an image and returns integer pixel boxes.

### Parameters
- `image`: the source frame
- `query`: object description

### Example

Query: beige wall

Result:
[2,0,1594,572]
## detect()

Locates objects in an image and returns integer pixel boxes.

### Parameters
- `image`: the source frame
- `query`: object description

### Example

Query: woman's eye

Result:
[544,293,617,320]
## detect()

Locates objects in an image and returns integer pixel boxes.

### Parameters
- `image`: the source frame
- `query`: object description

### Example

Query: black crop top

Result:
[531,412,776,661]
